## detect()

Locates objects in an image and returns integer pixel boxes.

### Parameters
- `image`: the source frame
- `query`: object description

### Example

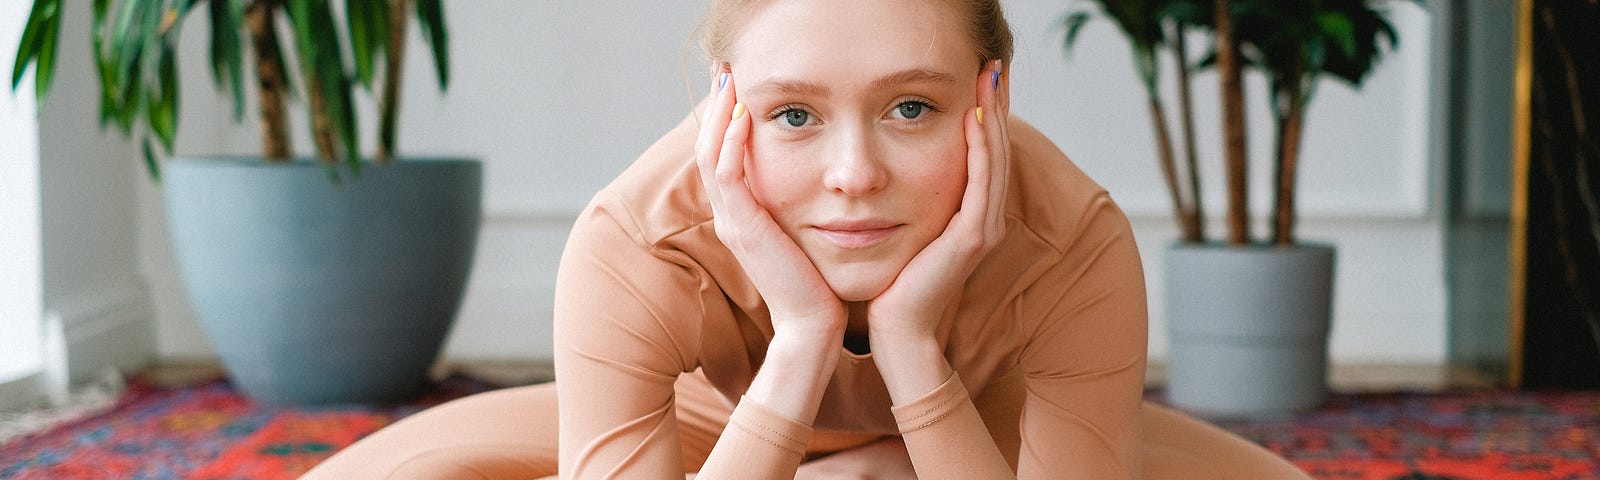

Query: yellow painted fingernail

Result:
[732,102,747,120]
[976,107,984,125]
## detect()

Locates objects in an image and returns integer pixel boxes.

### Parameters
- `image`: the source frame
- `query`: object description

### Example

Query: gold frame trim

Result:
[1508,0,1533,389]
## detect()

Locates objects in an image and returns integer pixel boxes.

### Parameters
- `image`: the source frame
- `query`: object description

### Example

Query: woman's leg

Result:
[300,383,562,480]
[299,370,761,480]
[1141,402,1313,480]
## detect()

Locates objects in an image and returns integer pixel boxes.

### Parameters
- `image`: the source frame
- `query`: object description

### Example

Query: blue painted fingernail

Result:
[718,72,729,91]
[991,70,1000,90]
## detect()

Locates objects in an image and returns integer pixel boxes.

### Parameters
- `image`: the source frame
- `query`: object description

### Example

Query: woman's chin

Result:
[819,267,896,302]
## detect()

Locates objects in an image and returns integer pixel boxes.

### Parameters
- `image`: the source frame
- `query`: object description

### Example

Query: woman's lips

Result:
[813,222,901,249]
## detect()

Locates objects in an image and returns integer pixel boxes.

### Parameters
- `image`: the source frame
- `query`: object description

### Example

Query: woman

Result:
[304,0,1311,478]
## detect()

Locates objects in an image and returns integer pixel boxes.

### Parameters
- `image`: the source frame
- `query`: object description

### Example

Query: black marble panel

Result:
[1522,0,1600,389]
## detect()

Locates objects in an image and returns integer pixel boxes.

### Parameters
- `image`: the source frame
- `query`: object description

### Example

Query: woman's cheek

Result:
[891,124,967,177]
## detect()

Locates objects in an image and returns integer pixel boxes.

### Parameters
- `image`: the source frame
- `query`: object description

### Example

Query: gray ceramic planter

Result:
[164,157,481,405]
[1165,243,1335,416]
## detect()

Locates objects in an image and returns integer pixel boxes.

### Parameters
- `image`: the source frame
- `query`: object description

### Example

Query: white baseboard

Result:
[0,371,44,411]
[53,292,154,383]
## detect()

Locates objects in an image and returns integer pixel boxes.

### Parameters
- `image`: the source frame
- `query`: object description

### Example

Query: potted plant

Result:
[11,0,480,405]
[1064,0,1406,414]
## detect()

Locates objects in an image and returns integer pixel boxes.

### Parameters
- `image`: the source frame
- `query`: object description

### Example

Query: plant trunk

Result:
[1215,0,1251,245]
[1149,96,1197,241]
[376,0,408,164]
[1174,23,1205,243]
[306,71,337,163]
[245,0,290,161]
[1274,86,1307,246]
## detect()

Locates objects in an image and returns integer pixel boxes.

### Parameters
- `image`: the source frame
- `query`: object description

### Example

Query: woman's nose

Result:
[822,130,888,196]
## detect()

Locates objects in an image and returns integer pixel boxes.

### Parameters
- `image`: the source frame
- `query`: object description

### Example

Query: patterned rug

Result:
[1194,389,1600,480]
[2,376,1598,480]
[0,375,498,480]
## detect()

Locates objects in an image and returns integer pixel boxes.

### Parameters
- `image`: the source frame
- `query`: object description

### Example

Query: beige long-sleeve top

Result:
[553,113,1148,479]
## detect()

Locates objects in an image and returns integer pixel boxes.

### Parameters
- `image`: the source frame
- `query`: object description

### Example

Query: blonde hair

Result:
[696,0,1014,69]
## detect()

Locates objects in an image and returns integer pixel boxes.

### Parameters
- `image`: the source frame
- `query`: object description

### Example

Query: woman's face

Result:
[730,0,980,302]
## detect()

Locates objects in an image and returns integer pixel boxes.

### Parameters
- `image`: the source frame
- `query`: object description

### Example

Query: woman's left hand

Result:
[867,60,1010,399]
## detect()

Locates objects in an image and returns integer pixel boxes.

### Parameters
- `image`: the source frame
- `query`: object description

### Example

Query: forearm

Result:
[697,321,841,479]
[744,329,841,424]
[874,332,1014,479]
[869,331,951,406]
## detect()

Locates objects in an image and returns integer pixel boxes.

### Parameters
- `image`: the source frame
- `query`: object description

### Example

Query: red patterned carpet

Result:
[2,375,1599,479]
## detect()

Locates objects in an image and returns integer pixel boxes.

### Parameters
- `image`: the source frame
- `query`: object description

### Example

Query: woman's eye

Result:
[891,100,937,121]
[783,109,810,127]
[896,102,926,120]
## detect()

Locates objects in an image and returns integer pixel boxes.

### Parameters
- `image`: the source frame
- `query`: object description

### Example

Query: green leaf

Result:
[110,0,144,89]
[209,0,246,120]
[346,0,375,87]
[1060,11,1092,58]
[336,73,361,176]
[146,43,178,150]
[1159,0,1209,26]
[11,0,61,105]
[320,4,363,173]
[1315,12,1357,59]
[415,0,448,88]
[142,138,163,183]
[91,0,115,124]
[32,0,62,106]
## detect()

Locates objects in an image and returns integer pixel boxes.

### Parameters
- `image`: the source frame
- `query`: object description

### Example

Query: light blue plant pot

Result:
[164,157,481,405]
[1165,243,1335,417]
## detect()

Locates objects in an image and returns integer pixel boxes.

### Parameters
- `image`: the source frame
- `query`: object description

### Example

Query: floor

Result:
[143,360,1496,392]
[0,359,1502,446]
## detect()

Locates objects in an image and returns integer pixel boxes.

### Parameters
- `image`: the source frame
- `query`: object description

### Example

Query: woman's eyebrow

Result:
[746,68,958,98]
[867,68,957,91]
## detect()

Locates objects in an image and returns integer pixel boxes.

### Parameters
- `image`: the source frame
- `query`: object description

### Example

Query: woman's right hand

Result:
[693,71,844,432]
[694,71,845,341]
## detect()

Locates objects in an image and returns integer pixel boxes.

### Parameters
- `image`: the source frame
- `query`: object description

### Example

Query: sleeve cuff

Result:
[728,395,814,457]
[890,371,970,434]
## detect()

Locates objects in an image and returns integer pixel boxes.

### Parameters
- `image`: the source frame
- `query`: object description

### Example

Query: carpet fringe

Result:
[0,368,126,445]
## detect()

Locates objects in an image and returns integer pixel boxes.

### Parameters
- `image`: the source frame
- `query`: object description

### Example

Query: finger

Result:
[957,105,991,233]
[972,62,1004,215]
[715,102,763,226]
[982,61,1009,234]
[995,60,1011,123]
[696,71,736,212]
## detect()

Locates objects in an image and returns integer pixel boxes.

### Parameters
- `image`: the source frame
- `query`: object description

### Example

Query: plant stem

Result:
[245,0,290,161]
[306,69,337,163]
[1174,22,1204,243]
[1149,94,1196,242]
[1273,82,1305,246]
[376,0,408,164]
[1216,0,1251,245]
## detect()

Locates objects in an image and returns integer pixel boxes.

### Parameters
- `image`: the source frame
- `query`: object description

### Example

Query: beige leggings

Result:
[301,372,1310,479]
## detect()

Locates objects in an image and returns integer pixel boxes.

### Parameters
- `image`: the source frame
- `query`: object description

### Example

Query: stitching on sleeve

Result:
[730,418,806,456]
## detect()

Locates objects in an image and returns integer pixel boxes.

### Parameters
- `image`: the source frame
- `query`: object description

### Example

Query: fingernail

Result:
[976,107,984,125]
[732,102,747,120]
[718,72,729,91]
[991,71,1000,90]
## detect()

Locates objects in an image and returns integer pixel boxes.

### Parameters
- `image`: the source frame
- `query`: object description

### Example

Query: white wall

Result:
[1,0,156,387]
[1,1,44,389]
[144,1,1445,365]
[39,0,155,380]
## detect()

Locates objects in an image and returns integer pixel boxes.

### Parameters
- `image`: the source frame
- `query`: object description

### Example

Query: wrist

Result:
[867,332,951,405]
[745,323,843,425]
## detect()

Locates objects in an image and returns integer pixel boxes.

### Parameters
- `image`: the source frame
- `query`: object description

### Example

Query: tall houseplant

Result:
[12,0,448,173]
[1064,0,1406,414]
[12,0,482,405]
